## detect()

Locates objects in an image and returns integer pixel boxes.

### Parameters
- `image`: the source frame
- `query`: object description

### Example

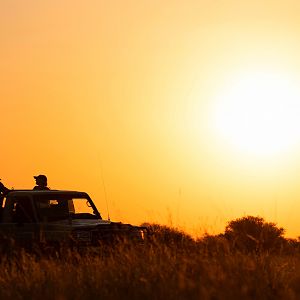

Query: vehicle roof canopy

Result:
[5,190,90,198]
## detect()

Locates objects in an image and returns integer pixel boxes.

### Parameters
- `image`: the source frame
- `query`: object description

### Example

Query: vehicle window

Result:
[72,198,95,215]
[35,197,69,222]
[34,195,99,221]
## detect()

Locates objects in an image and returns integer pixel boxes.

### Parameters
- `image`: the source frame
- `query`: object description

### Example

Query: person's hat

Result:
[34,175,47,181]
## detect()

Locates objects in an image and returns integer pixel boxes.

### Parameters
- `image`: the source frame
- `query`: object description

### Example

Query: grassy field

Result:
[0,222,300,300]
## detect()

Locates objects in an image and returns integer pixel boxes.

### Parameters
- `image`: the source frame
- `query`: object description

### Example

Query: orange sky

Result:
[2,0,300,237]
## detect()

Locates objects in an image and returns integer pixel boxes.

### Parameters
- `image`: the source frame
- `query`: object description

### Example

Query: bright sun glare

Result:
[214,71,300,156]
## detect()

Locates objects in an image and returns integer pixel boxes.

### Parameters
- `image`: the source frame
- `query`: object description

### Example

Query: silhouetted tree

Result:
[224,216,285,253]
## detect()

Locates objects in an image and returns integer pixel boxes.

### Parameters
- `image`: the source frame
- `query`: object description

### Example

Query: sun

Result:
[213,70,300,156]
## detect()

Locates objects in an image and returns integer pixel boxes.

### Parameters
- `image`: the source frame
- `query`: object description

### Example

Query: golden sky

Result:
[2,0,300,237]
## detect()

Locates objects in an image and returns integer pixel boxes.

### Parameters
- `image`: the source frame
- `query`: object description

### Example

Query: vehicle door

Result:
[1,195,38,244]
[33,195,73,244]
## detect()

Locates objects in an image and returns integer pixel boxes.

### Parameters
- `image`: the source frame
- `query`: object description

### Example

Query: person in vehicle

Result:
[33,175,50,190]
[0,180,10,214]
[0,180,9,196]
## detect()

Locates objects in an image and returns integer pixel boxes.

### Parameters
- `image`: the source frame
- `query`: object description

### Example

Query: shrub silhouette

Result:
[141,223,195,248]
[224,216,285,253]
[200,233,231,255]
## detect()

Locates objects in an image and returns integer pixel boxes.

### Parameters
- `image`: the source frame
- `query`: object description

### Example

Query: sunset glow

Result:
[2,0,300,237]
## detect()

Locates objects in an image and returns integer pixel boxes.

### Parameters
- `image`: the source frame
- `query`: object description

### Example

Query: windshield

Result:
[33,194,101,222]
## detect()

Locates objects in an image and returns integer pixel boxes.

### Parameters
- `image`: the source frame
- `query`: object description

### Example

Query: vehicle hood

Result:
[49,219,112,228]
[49,219,141,230]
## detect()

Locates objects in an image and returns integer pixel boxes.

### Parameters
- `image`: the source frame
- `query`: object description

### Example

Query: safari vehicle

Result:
[0,190,146,246]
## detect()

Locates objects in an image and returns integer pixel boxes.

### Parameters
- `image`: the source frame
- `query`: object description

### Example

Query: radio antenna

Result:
[99,159,110,221]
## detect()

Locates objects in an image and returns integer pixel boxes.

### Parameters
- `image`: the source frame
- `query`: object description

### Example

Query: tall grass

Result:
[0,224,299,299]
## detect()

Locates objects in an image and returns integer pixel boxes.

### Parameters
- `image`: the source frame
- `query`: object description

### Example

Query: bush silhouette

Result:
[224,216,285,253]
[141,223,195,248]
